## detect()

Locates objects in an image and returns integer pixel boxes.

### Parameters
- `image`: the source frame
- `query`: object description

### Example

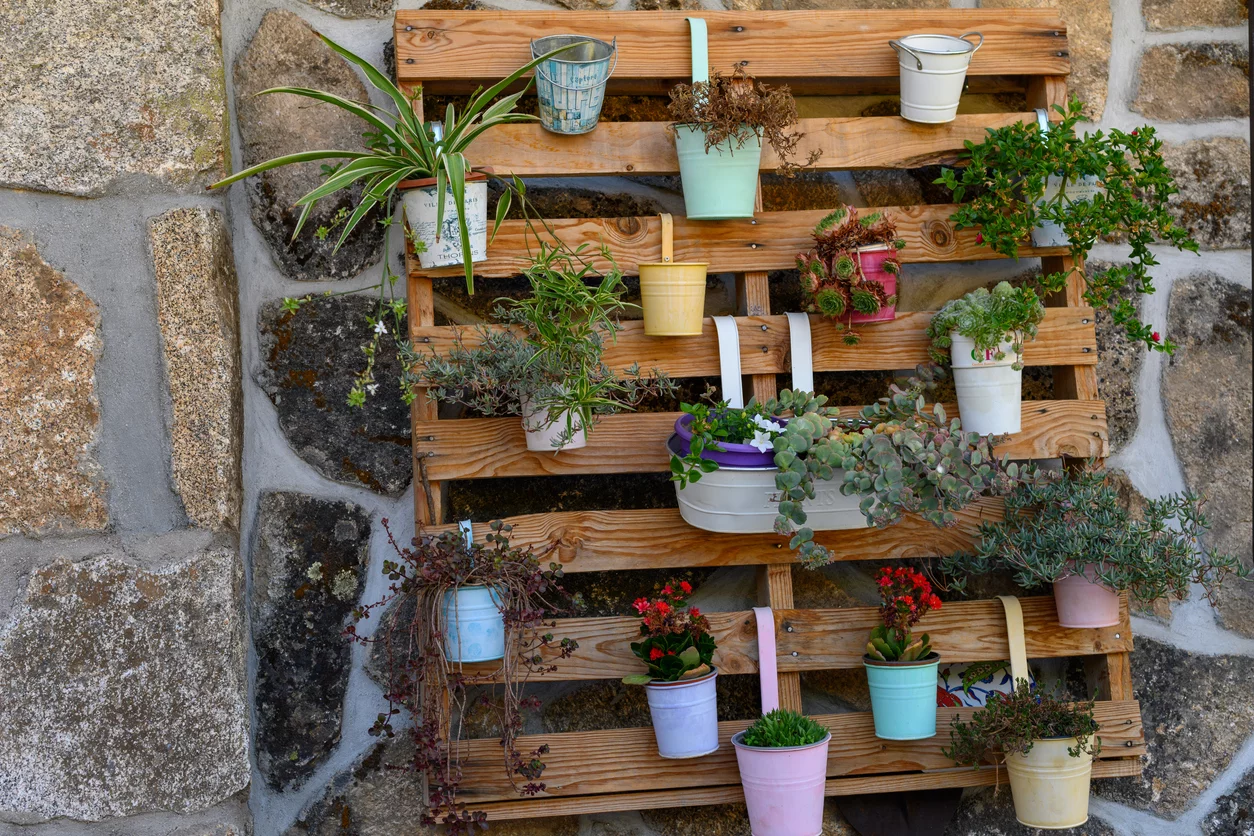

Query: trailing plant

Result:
[348,520,578,833]
[667,66,819,175]
[669,394,787,488]
[945,679,1100,766]
[404,243,676,448]
[741,709,829,748]
[939,467,1250,605]
[926,282,1046,371]
[622,581,716,685]
[865,567,942,662]
[934,96,1199,353]
[797,205,904,344]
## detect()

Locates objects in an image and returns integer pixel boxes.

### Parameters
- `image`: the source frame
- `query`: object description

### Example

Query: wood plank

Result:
[410,205,1069,280]
[415,400,1109,480]
[456,596,1132,682]
[395,11,1069,81]
[411,308,1098,379]
[455,701,1142,802]
[471,758,1142,820]
[430,502,1003,572]
[435,114,1057,178]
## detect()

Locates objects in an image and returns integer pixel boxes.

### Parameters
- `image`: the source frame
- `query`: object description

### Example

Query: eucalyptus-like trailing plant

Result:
[741,709,829,748]
[405,243,676,448]
[348,520,578,833]
[939,467,1250,605]
[945,679,1101,767]
[926,282,1046,371]
[934,96,1199,353]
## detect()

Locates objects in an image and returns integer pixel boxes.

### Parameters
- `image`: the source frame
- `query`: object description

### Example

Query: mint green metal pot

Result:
[674,124,762,220]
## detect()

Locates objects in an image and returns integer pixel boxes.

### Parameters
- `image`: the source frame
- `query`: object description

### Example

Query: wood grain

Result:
[453,595,1131,682]
[455,701,1142,802]
[409,205,1069,279]
[394,11,1069,82]
[415,400,1109,481]
[412,308,1098,378]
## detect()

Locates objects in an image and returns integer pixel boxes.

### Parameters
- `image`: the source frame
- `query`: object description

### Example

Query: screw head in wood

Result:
[791,651,799,656]
[760,324,768,331]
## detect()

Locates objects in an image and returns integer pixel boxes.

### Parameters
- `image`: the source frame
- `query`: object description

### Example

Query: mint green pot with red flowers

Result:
[623,581,720,758]
[864,567,944,741]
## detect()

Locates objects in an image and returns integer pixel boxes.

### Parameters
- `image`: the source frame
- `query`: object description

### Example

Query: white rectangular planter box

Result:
[675,464,868,534]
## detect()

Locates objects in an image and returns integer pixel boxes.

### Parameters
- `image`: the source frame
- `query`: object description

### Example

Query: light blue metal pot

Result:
[674,124,763,220]
[864,653,941,740]
[443,585,505,663]
[531,35,616,135]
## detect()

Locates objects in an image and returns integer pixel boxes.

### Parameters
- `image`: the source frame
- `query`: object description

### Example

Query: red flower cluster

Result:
[633,581,710,639]
[876,566,942,631]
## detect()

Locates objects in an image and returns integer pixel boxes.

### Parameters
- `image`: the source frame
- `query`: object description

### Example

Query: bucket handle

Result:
[753,606,780,713]
[686,17,709,84]
[997,595,1029,685]
[785,312,814,395]
[658,212,674,263]
[534,38,618,91]
[713,316,744,409]
[889,39,924,71]
[959,31,984,54]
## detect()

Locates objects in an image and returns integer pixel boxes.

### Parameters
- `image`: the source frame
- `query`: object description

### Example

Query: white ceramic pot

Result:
[643,668,720,759]
[949,332,1022,436]
[400,177,488,269]
[521,396,587,452]
[442,585,505,663]
[1005,738,1094,829]
[890,32,983,124]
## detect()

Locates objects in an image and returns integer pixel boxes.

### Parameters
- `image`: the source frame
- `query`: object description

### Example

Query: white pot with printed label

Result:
[950,332,1022,436]
[400,172,489,269]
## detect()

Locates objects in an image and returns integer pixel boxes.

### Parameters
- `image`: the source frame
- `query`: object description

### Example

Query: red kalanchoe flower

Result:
[679,580,693,594]
[655,600,671,615]
[689,607,701,617]
[649,647,664,661]
[1152,331,1161,342]
[661,584,674,596]
[633,598,650,614]
[975,232,984,245]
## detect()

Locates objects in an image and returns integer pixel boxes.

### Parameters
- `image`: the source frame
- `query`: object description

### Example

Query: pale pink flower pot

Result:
[733,731,831,836]
[1053,568,1121,628]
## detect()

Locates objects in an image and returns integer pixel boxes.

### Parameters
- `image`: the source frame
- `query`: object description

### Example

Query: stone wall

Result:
[0,0,1248,835]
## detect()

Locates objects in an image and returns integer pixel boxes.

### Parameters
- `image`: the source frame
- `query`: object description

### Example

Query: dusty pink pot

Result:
[1053,568,1121,628]
[848,246,898,325]
[733,731,831,836]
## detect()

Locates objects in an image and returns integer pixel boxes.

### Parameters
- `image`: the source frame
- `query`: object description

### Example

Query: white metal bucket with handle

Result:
[950,331,1022,436]
[890,32,983,124]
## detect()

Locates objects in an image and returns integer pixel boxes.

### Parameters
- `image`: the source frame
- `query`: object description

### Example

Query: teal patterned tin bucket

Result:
[531,35,616,136]
[865,653,941,740]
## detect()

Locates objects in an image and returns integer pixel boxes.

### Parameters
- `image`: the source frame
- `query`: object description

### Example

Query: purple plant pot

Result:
[672,413,779,469]
[848,247,898,325]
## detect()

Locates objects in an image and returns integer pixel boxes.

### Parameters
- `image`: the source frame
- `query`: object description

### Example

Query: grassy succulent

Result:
[741,709,829,748]
[926,281,1045,371]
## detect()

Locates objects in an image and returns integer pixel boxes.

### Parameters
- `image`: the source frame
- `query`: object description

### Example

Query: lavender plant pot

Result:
[672,413,780,469]
[644,668,720,758]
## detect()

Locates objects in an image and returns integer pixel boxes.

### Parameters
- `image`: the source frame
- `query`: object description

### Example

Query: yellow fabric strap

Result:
[659,213,674,263]
[997,595,1029,685]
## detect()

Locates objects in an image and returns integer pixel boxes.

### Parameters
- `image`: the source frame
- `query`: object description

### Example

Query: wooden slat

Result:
[412,308,1098,378]
[457,596,1132,682]
[426,114,1055,178]
[395,11,1069,82]
[410,205,1070,280]
[472,758,1143,820]
[416,400,1109,480]
[456,701,1142,802]
[431,501,1002,572]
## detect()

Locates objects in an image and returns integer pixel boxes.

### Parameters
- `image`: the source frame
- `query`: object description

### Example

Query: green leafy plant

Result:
[939,467,1250,605]
[741,709,829,748]
[865,567,942,661]
[945,679,1101,766]
[623,581,716,685]
[926,282,1045,371]
[935,96,1199,353]
[405,243,676,448]
[667,66,818,175]
[669,392,788,488]
[797,205,904,344]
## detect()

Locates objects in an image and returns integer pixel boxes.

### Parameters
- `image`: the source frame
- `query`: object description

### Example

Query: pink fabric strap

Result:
[753,606,779,713]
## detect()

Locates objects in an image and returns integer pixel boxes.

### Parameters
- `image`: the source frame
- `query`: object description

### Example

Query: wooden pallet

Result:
[397,9,1140,819]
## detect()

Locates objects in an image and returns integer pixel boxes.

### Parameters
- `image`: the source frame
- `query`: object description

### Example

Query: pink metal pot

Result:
[1053,568,1121,628]
[733,731,832,836]
[848,246,898,325]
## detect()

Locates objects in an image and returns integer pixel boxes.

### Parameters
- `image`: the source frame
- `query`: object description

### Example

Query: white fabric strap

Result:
[1036,107,1050,133]
[752,606,780,713]
[458,519,474,548]
[786,312,814,394]
[998,595,1029,685]
[713,315,744,408]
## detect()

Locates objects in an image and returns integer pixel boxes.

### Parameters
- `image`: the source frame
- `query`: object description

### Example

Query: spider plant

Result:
[209,34,583,294]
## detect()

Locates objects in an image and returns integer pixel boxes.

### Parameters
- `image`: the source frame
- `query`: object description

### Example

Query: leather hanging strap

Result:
[785,311,814,394]
[753,606,779,713]
[713,316,744,408]
[685,17,709,84]
[659,213,674,263]
[997,595,1029,685]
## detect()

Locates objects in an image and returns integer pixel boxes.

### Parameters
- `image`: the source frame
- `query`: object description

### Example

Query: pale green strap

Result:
[686,17,708,84]
[998,595,1029,686]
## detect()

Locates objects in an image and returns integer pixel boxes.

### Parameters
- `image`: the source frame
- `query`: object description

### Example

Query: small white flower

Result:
[374,320,388,335]
[366,383,379,395]
[752,414,784,434]
[750,429,775,453]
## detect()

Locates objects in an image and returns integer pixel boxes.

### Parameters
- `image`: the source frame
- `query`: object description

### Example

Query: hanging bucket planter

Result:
[949,332,1022,436]
[639,213,707,336]
[442,585,505,663]
[1053,567,1121,629]
[531,35,616,135]
[521,395,587,452]
[1005,738,1094,829]
[848,245,899,325]
[675,124,763,220]
[733,731,832,836]
[644,668,720,758]
[400,171,489,270]
[864,654,941,740]
[889,32,983,124]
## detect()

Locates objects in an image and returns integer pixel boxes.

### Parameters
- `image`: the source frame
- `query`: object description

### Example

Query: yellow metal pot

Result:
[1005,737,1094,829]
[638,213,707,336]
